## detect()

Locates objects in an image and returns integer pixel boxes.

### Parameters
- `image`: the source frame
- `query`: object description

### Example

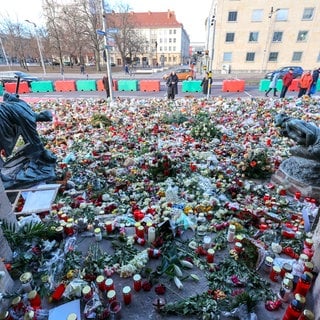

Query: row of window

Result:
[223,51,320,63]
[225,30,309,43]
[227,7,315,22]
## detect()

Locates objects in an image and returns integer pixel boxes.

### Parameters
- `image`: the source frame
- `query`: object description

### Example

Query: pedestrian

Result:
[124,64,130,75]
[280,68,294,98]
[102,75,110,98]
[201,72,212,95]
[308,67,320,96]
[298,70,313,98]
[80,64,85,74]
[265,71,280,97]
[166,72,178,100]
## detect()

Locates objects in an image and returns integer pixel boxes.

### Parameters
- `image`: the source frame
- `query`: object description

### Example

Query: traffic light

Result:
[211,15,215,26]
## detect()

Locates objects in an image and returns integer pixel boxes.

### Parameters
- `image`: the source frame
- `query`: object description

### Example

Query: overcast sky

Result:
[1,0,213,42]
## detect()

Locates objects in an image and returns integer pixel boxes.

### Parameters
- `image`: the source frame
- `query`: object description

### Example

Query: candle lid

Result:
[12,296,21,305]
[105,278,113,285]
[272,266,281,273]
[96,275,105,283]
[301,309,315,320]
[294,293,306,304]
[229,224,236,231]
[207,248,215,255]
[94,228,101,234]
[299,253,309,262]
[28,290,37,300]
[55,226,64,232]
[133,274,141,281]
[20,272,32,283]
[65,223,73,228]
[265,256,274,264]
[82,285,91,295]
[67,313,78,320]
[122,286,131,294]
[107,289,116,299]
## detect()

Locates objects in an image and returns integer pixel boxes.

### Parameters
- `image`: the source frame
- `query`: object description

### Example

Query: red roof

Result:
[107,11,183,29]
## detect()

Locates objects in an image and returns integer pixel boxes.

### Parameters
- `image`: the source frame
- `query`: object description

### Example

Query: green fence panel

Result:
[76,80,97,91]
[0,84,3,96]
[118,80,138,91]
[31,81,54,92]
[182,80,202,92]
[259,79,282,91]
[316,79,320,92]
[259,79,270,91]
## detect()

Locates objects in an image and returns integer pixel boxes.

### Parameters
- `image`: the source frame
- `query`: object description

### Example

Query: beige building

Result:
[207,0,320,74]
[106,11,190,67]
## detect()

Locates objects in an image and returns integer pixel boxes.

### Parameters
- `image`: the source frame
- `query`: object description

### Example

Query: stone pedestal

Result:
[0,179,18,294]
[271,156,320,198]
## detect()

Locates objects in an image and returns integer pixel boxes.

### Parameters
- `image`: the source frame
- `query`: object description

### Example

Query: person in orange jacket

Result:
[280,68,294,98]
[298,70,313,98]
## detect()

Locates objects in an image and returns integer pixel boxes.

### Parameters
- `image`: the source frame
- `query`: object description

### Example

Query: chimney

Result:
[167,10,171,18]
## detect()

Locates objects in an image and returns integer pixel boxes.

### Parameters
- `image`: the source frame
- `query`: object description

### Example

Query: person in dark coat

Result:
[308,67,320,96]
[280,68,294,98]
[201,72,212,95]
[102,76,110,98]
[166,72,179,100]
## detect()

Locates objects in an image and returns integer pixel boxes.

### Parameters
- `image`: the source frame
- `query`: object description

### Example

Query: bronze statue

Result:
[0,93,57,189]
[275,113,320,161]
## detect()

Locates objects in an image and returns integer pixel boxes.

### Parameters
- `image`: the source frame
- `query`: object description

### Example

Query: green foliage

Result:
[190,112,219,141]
[90,113,112,127]
[161,112,189,124]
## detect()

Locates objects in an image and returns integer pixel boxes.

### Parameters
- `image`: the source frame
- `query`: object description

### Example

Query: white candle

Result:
[148,226,156,243]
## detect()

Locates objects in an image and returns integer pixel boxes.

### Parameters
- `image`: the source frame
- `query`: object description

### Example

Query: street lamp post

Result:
[25,20,46,78]
[261,7,280,72]
[99,0,113,100]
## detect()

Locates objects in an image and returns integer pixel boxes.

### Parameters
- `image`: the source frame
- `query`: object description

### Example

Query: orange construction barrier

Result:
[96,79,118,91]
[4,82,30,94]
[54,80,76,92]
[222,80,245,92]
[139,80,160,92]
[288,78,300,92]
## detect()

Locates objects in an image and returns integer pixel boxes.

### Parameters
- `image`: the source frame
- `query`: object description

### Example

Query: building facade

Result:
[207,0,320,74]
[106,11,190,67]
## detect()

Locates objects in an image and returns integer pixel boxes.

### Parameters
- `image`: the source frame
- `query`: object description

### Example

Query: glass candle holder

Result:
[133,274,142,292]
[105,278,115,292]
[109,300,121,320]
[28,290,42,309]
[96,275,107,292]
[107,289,117,303]
[206,248,215,263]
[122,286,132,305]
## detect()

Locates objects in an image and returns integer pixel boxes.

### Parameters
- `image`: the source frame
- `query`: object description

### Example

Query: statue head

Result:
[275,113,290,127]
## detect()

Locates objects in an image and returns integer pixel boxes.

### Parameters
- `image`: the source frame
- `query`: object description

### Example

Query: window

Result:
[251,9,263,22]
[297,31,308,42]
[223,52,232,62]
[225,33,235,42]
[275,9,288,21]
[302,8,314,20]
[169,38,172,43]
[246,52,255,62]
[272,32,283,42]
[268,52,278,62]
[292,52,303,62]
[228,11,238,22]
[249,32,259,42]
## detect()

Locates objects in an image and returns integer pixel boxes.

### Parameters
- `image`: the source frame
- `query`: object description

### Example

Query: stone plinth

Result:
[271,156,320,198]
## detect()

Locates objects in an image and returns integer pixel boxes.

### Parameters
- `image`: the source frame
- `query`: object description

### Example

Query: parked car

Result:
[265,66,304,80]
[0,71,39,87]
[163,68,195,81]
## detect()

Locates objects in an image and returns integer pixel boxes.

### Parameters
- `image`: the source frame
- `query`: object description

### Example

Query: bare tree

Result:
[106,3,148,67]
[0,17,30,69]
